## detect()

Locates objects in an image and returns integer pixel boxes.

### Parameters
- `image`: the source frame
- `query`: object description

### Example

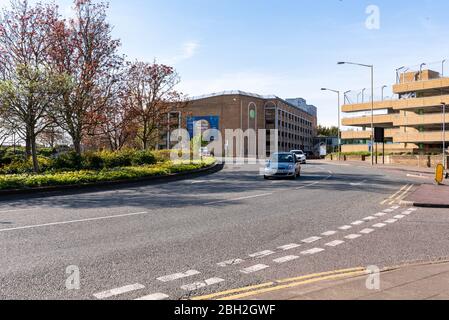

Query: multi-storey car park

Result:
[341,64,449,154]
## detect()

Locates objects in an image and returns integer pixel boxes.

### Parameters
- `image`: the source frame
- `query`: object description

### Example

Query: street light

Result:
[361,88,366,103]
[321,88,341,160]
[344,90,351,105]
[442,59,446,77]
[419,63,427,80]
[338,61,375,166]
[396,66,405,84]
[442,102,447,170]
[381,85,388,101]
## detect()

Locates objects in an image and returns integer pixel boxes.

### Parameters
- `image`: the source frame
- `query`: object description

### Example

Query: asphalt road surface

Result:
[0,161,448,300]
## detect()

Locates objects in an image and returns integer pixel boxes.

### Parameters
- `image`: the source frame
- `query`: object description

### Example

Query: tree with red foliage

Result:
[47,0,122,155]
[124,61,185,150]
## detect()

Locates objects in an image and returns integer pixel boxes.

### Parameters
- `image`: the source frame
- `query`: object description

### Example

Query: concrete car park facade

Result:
[341,67,449,154]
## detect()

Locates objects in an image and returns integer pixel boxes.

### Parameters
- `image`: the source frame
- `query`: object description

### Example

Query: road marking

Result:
[0,211,149,233]
[349,180,367,186]
[325,240,345,247]
[407,174,429,179]
[181,278,225,292]
[394,215,405,219]
[249,250,275,259]
[273,255,300,264]
[373,223,387,228]
[363,216,376,221]
[204,193,273,205]
[301,248,325,255]
[381,185,408,205]
[241,264,270,274]
[157,270,201,282]
[339,225,352,231]
[0,208,35,214]
[374,212,387,217]
[360,228,375,234]
[217,259,245,267]
[345,234,361,240]
[402,211,413,215]
[93,283,145,299]
[390,184,414,204]
[409,208,418,212]
[322,231,337,236]
[383,208,395,213]
[278,244,301,251]
[302,236,322,244]
[385,219,398,224]
[391,206,400,209]
[135,293,169,301]
[295,172,333,190]
[351,220,365,226]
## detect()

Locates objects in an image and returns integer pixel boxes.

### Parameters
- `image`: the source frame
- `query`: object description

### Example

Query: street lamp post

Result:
[442,59,446,77]
[361,88,366,104]
[321,88,341,160]
[420,63,427,80]
[344,90,351,105]
[381,85,388,101]
[443,102,447,170]
[338,61,375,166]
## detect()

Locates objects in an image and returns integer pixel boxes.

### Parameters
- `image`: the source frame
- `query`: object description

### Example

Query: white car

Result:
[290,150,307,164]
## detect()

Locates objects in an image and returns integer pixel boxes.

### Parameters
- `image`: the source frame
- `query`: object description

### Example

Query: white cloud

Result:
[165,41,199,65]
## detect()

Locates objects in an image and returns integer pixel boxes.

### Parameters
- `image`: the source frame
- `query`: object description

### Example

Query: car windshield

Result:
[292,151,304,155]
[271,154,294,163]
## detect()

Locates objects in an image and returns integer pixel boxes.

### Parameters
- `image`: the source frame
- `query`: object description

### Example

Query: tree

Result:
[47,0,122,155]
[0,0,64,172]
[317,125,339,137]
[124,61,184,150]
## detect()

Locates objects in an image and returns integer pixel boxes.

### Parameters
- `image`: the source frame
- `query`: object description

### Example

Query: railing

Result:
[395,60,446,84]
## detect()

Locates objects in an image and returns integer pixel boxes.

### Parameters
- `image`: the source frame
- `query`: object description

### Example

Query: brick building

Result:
[163,91,317,157]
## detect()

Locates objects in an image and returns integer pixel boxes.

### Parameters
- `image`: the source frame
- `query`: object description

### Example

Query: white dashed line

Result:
[181,278,225,292]
[409,208,418,212]
[374,212,388,217]
[402,211,413,215]
[157,270,201,282]
[391,206,400,210]
[383,209,395,213]
[204,193,273,205]
[241,264,270,274]
[94,283,145,299]
[325,240,345,247]
[278,244,301,251]
[135,293,169,301]
[360,228,375,234]
[322,231,338,236]
[339,225,352,231]
[394,215,405,219]
[363,216,376,221]
[351,220,365,226]
[345,234,361,240]
[302,237,322,244]
[301,248,325,255]
[273,255,300,264]
[373,223,387,228]
[217,259,245,267]
[249,250,275,259]
[385,219,398,224]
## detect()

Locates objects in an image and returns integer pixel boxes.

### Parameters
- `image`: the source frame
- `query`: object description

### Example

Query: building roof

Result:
[188,90,317,117]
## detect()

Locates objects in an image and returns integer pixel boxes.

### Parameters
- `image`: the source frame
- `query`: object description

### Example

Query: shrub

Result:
[99,150,133,168]
[0,156,52,174]
[131,150,157,166]
[82,152,105,170]
[52,152,83,171]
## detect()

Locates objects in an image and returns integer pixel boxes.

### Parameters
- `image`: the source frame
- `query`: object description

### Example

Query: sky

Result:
[2,0,449,126]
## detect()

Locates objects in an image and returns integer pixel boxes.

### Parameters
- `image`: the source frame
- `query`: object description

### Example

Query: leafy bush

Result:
[0,157,216,190]
[82,152,105,170]
[0,156,53,174]
[52,151,83,171]
[130,150,157,166]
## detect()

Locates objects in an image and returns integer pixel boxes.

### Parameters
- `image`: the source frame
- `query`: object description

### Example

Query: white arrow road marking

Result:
[181,278,225,292]
[241,264,269,274]
[135,293,169,301]
[94,284,145,299]
[157,270,201,282]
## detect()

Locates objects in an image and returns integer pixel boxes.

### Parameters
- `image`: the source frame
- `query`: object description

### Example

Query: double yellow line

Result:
[381,184,414,205]
[191,267,367,301]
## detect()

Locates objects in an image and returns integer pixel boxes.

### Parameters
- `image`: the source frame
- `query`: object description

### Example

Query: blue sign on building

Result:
[187,116,220,139]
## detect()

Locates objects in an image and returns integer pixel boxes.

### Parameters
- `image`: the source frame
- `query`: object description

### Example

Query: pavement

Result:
[228,260,449,300]
[1,160,449,300]
[404,184,449,208]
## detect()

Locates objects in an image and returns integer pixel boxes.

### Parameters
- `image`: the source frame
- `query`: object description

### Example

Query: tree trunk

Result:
[25,127,32,159]
[30,135,39,173]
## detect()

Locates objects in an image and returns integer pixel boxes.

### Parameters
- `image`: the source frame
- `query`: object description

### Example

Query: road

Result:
[0,161,448,300]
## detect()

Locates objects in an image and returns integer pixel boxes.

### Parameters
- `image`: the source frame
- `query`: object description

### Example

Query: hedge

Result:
[0,158,216,191]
